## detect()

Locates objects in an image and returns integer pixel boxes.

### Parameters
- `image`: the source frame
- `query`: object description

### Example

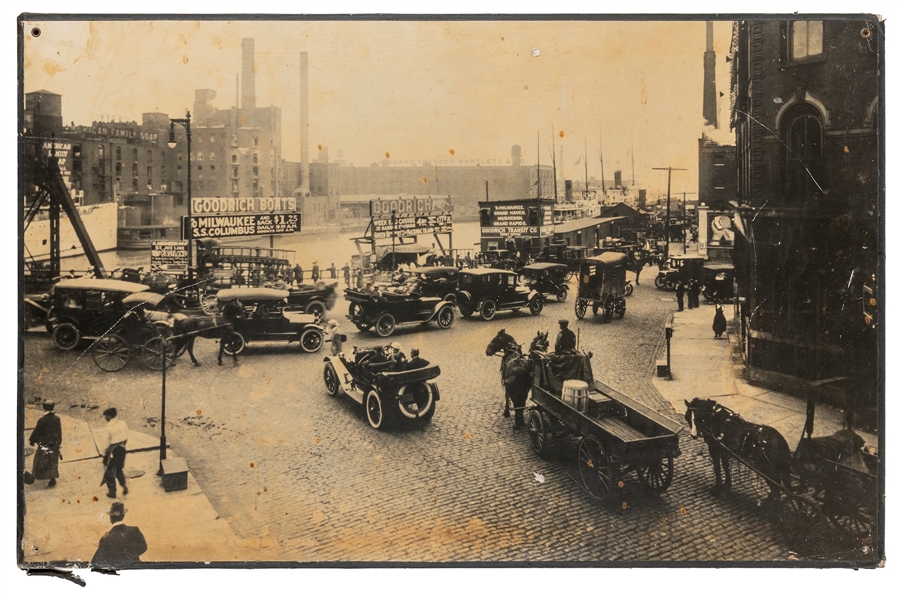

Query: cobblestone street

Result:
[23,274,795,563]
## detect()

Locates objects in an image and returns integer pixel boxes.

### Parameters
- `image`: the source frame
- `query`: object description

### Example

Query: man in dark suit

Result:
[29,399,62,488]
[555,319,577,354]
[407,349,430,370]
[92,502,147,567]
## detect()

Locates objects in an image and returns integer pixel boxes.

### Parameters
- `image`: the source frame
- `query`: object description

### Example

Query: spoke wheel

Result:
[324,363,340,396]
[397,381,436,421]
[301,329,324,352]
[828,499,874,537]
[222,332,246,355]
[578,435,614,500]
[556,288,568,302]
[200,294,220,315]
[778,494,826,532]
[480,299,497,321]
[305,301,326,323]
[624,282,634,297]
[529,294,543,315]
[635,457,674,494]
[365,389,386,429]
[616,300,626,319]
[375,313,396,337]
[436,306,454,329]
[142,336,176,371]
[574,299,587,319]
[52,322,81,351]
[92,334,130,372]
[527,409,552,458]
[654,274,667,290]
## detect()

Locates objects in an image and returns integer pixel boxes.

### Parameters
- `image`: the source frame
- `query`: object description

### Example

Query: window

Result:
[252,180,259,192]
[252,167,259,177]
[713,153,726,166]
[210,165,215,171]
[198,152,204,161]
[115,146,122,161]
[132,177,138,190]
[782,103,824,200]
[98,145,105,159]
[232,167,239,178]
[792,21,823,60]
[253,136,259,147]
[253,153,259,165]
[132,148,138,162]
[210,152,215,161]
[232,154,238,164]
[714,178,725,190]
[147,149,152,162]
[198,165,203,171]
[147,166,152,178]
[210,136,215,144]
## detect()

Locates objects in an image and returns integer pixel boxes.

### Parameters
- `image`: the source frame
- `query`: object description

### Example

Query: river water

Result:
[60,221,483,275]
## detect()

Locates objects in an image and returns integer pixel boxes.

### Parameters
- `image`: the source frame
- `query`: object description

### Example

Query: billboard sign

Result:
[372,213,452,239]
[183,213,301,239]
[370,196,452,217]
[150,240,189,274]
[191,197,297,214]
[479,205,553,237]
[706,211,735,248]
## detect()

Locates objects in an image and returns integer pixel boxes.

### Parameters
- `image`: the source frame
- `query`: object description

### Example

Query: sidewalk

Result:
[651,302,878,452]
[21,407,281,565]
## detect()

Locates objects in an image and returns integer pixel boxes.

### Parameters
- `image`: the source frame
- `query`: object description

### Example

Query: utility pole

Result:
[653,166,687,260]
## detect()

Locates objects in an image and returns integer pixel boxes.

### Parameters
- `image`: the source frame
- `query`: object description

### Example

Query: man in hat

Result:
[28,399,62,488]
[92,502,147,567]
[312,261,320,282]
[555,319,577,354]
[326,319,343,356]
[407,348,429,370]
[99,408,130,498]
[387,342,407,371]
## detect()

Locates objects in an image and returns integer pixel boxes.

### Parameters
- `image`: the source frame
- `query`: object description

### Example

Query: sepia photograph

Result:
[16,8,884,577]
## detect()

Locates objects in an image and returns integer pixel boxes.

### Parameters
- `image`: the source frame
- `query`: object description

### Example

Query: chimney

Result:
[242,38,256,109]
[511,144,522,166]
[299,52,310,194]
[703,22,718,128]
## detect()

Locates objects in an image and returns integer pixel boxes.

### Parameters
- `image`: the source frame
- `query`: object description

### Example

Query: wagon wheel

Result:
[565,271,574,282]
[480,299,497,321]
[556,287,568,302]
[615,299,626,320]
[777,494,825,532]
[323,363,341,397]
[200,294,220,316]
[624,282,634,297]
[527,409,553,458]
[365,389,387,430]
[574,299,587,320]
[436,305,454,329]
[92,334,131,372]
[375,313,397,337]
[635,457,674,494]
[603,300,613,323]
[300,328,324,353]
[52,322,81,351]
[578,435,614,500]
[142,336,176,371]
[529,294,543,315]
[827,496,875,537]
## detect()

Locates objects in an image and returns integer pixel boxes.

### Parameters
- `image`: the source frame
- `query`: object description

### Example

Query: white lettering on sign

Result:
[370,197,452,217]
[192,197,297,214]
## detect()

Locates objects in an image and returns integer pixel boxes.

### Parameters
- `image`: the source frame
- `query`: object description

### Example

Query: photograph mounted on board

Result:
[18,15,883,569]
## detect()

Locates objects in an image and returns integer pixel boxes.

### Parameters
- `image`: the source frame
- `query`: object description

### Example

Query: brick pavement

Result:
[21,270,802,563]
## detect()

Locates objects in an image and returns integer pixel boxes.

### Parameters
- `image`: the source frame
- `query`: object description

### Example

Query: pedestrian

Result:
[294,263,303,286]
[99,408,129,499]
[326,319,343,356]
[355,269,364,289]
[634,257,644,285]
[329,262,337,279]
[555,319,577,354]
[689,279,700,309]
[342,263,351,287]
[28,399,62,488]
[676,281,685,312]
[312,262,320,282]
[92,502,147,568]
[712,304,727,338]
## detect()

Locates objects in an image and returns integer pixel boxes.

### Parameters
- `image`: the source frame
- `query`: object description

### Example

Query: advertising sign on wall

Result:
[183,213,301,239]
[479,205,553,237]
[372,213,453,239]
[191,197,297,214]
[150,240,189,274]
[370,196,452,217]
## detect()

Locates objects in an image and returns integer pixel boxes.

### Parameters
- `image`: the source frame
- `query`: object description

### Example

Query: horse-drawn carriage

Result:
[323,346,441,429]
[574,252,629,322]
[518,262,570,302]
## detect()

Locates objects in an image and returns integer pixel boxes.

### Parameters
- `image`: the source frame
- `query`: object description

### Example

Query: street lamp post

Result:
[168,111,193,284]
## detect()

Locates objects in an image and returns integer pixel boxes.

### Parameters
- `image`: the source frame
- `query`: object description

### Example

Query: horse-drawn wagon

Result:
[574,252,629,322]
[529,359,684,500]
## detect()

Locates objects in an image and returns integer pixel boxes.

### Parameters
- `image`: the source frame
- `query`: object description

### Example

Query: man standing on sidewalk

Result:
[99,408,130,499]
[675,281,685,312]
[92,502,147,568]
[28,399,62,488]
[688,279,700,309]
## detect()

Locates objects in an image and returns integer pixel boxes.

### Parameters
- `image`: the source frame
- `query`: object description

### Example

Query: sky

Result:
[22,18,734,197]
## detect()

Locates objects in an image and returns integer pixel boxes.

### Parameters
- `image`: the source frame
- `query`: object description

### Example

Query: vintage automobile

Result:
[702,264,735,303]
[547,245,603,280]
[216,288,325,354]
[344,286,456,337]
[410,266,460,303]
[46,278,153,350]
[574,252,629,323]
[456,268,544,320]
[518,262,571,302]
[285,282,338,322]
[654,255,705,291]
[323,346,441,429]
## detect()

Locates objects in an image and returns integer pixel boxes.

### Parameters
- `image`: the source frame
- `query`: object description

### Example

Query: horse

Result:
[170,300,243,366]
[485,330,548,428]
[684,398,792,505]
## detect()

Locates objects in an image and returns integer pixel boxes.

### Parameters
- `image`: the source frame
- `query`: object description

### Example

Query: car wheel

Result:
[397,381,436,421]
[556,287,568,302]
[459,303,474,318]
[574,299,587,320]
[301,329,324,352]
[324,363,340,396]
[355,322,372,332]
[624,282,634,297]
[375,313,396,337]
[529,294,543,315]
[305,300,326,323]
[52,322,81,351]
[200,294,220,315]
[222,332,246,355]
[443,293,457,304]
[436,305,454,329]
[654,274,667,290]
[480,299,497,321]
[365,389,387,430]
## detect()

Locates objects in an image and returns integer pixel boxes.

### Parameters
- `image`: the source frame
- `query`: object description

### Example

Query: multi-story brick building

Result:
[730,18,880,423]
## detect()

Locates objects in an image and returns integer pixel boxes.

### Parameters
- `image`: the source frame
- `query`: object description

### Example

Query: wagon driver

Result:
[555,319,576,354]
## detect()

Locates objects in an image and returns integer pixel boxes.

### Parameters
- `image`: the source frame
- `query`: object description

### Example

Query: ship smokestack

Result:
[242,38,256,109]
[299,51,310,194]
[703,22,718,128]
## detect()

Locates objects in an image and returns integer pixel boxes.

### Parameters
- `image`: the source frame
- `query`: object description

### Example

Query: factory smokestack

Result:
[242,38,256,109]
[703,22,717,128]
[299,51,310,194]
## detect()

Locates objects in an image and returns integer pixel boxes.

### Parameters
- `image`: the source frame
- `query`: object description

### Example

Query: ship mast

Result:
[599,124,606,197]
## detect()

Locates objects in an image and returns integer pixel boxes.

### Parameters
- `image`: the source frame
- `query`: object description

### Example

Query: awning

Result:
[554,216,626,234]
